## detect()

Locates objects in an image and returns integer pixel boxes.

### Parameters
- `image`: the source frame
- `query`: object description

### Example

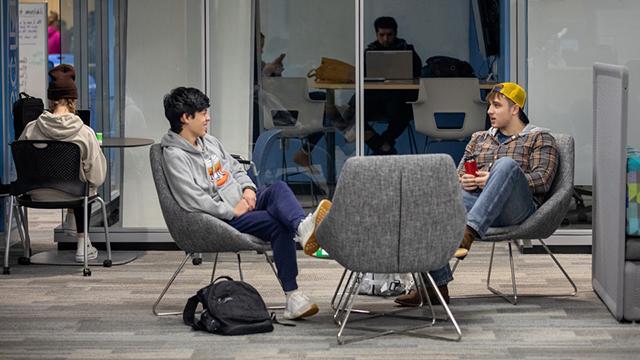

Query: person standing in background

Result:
[48,11,61,55]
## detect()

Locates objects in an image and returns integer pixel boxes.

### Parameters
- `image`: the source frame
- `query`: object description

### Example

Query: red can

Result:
[464,158,478,176]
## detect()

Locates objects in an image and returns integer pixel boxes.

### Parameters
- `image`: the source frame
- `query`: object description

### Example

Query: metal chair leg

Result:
[3,197,14,274]
[210,253,219,283]
[423,272,462,341]
[487,241,518,305]
[330,268,350,311]
[334,271,449,345]
[153,253,191,316]
[484,239,577,305]
[336,272,364,344]
[537,238,577,296]
[263,252,285,310]
[236,253,244,281]
[82,197,91,276]
[412,272,436,326]
[95,197,112,262]
[15,206,28,259]
[21,207,31,250]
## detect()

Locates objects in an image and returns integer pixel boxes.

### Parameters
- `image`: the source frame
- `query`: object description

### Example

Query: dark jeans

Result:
[304,90,417,154]
[72,205,90,233]
[227,181,306,292]
[362,90,416,153]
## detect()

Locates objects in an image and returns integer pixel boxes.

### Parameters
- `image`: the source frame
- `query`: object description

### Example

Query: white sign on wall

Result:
[19,3,47,100]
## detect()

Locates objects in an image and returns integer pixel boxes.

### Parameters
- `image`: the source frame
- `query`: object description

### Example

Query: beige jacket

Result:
[19,111,107,200]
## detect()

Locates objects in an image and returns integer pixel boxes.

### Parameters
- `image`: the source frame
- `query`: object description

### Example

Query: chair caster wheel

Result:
[103,259,112,267]
[18,256,30,265]
[192,257,202,266]
[83,268,92,277]
[2,267,9,275]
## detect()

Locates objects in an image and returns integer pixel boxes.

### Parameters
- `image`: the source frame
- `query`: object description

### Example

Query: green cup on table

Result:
[96,132,103,144]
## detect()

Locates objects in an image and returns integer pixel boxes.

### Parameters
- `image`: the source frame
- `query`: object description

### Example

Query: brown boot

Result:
[454,226,479,260]
[394,283,450,306]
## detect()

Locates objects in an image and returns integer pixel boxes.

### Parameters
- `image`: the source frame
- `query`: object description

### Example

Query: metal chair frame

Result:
[3,141,111,277]
[451,238,577,305]
[331,270,461,345]
[152,251,284,316]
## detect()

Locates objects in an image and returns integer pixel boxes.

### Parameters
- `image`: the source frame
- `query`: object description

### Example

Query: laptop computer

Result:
[365,50,414,81]
[76,109,91,126]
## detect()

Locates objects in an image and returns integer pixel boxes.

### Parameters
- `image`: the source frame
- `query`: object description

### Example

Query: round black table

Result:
[100,137,154,148]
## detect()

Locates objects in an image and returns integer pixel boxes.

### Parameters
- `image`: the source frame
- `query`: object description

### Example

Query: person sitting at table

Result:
[160,86,332,320]
[19,64,107,262]
[292,15,421,163]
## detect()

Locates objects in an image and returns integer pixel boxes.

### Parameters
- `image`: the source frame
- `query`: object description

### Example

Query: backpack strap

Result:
[182,294,202,330]
[270,312,296,327]
[212,275,234,284]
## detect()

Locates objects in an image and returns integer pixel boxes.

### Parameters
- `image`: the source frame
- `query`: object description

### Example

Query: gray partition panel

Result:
[592,63,628,321]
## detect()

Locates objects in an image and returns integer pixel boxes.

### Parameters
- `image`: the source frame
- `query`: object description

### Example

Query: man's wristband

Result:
[242,186,256,193]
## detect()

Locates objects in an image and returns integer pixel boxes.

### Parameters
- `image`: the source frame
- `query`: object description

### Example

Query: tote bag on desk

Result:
[307,57,355,84]
[627,147,640,236]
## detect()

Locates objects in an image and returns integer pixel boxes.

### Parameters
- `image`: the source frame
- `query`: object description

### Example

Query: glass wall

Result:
[256,0,356,205]
[527,0,640,228]
[121,0,204,228]
[362,0,499,163]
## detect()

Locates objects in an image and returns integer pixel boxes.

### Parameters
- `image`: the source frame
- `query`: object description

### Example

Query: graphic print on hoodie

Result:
[206,155,229,188]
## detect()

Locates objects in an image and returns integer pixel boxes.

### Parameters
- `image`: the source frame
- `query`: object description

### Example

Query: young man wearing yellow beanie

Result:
[396,82,560,306]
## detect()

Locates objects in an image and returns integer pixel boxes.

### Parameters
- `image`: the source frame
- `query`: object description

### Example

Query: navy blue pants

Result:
[227,181,306,292]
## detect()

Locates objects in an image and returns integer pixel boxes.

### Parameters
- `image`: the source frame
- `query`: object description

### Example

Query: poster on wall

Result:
[18,2,47,101]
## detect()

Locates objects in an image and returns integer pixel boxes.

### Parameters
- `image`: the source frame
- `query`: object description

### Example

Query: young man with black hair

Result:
[396,82,560,306]
[160,87,331,320]
[362,16,422,155]
[292,15,422,162]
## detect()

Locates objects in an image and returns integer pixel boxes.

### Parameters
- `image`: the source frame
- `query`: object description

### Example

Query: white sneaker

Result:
[63,211,77,236]
[283,291,319,320]
[294,199,332,256]
[75,238,98,262]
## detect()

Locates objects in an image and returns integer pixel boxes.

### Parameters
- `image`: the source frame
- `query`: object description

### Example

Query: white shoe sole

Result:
[283,303,319,320]
[303,200,332,256]
[75,248,98,263]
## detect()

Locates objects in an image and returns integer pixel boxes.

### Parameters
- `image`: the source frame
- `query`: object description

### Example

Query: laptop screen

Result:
[365,50,413,80]
[76,109,91,126]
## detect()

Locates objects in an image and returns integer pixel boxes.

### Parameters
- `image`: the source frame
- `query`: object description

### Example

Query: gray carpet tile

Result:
[1,209,639,359]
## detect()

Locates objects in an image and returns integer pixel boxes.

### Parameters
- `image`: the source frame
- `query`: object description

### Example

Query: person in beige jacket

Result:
[19,64,107,262]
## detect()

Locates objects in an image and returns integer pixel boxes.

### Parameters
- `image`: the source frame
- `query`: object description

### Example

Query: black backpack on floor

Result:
[12,92,44,139]
[183,276,274,335]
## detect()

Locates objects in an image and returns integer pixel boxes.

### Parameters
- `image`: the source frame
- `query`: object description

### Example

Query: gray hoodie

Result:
[19,111,107,199]
[160,131,256,220]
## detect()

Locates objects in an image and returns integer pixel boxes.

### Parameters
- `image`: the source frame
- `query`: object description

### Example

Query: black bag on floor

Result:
[183,276,274,335]
[12,92,44,139]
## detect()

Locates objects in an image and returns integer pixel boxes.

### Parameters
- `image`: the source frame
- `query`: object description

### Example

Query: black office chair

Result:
[2,140,112,276]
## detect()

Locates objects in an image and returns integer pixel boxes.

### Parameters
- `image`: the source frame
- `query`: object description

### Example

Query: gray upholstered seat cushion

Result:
[149,144,270,254]
[482,134,575,242]
[316,154,466,274]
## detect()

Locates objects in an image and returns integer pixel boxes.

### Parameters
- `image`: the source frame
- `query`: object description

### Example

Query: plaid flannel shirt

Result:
[457,126,559,204]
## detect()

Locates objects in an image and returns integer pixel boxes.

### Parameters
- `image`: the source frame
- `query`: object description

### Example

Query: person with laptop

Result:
[291,15,422,163]
[362,16,422,155]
